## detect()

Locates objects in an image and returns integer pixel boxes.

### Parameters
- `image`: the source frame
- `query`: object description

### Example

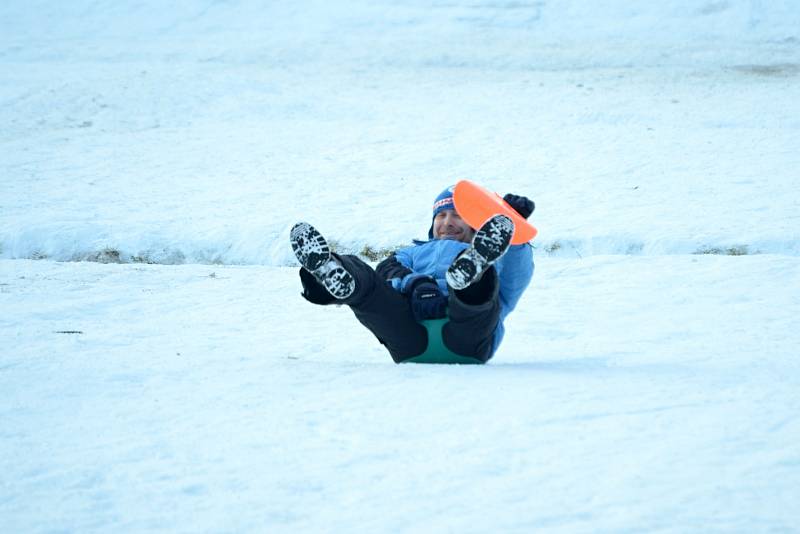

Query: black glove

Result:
[503,193,535,219]
[409,277,448,322]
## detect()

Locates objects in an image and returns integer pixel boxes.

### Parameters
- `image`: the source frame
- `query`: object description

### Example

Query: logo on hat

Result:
[433,197,454,211]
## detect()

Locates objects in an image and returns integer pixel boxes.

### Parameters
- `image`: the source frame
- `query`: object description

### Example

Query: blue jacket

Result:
[386,239,534,357]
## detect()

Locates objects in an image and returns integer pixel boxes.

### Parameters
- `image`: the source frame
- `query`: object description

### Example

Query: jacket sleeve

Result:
[377,248,430,294]
[495,243,534,317]
[376,253,413,281]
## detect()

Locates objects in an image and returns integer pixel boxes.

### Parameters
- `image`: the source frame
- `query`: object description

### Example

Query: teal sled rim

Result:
[402,318,484,365]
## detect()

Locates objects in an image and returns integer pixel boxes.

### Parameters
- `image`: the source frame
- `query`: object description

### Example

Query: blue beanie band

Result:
[428,185,456,238]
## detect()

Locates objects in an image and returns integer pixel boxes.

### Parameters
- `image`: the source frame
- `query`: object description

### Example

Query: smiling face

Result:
[432,209,475,243]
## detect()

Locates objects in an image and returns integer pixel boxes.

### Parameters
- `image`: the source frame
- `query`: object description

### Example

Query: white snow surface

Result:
[2,0,800,532]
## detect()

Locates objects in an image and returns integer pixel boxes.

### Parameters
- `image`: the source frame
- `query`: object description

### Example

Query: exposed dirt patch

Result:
[730,63,800,78]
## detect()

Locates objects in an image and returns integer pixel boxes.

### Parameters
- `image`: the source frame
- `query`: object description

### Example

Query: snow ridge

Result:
[2,233,798,266]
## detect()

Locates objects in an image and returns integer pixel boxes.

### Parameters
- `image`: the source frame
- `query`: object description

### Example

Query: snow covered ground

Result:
[3,256,800,532]
[2,0,799,532]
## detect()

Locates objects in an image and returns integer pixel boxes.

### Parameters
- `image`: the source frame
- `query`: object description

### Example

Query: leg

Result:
[442,267,501,362]
[440,215,512,361]
[299,254,428,363]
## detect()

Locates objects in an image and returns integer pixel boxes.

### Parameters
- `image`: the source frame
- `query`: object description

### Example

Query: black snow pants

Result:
[298,254,501,363]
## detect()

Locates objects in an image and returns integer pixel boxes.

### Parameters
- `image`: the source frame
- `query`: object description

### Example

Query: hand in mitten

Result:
[503,193,535,219]
[409,278,448,322]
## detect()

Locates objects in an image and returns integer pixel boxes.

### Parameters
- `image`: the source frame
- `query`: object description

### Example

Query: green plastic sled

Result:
[402,318,484,365]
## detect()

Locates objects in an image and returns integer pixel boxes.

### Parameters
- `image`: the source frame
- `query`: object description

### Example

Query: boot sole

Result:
[446,214,514,290]
[290,222,355,299]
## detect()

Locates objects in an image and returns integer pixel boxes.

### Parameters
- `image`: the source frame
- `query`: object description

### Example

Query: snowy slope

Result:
[3,257,799,532]
[2,1,800,532]
[1,0,799,263]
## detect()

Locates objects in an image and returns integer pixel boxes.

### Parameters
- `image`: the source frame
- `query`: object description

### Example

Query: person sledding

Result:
[290,183,535,364]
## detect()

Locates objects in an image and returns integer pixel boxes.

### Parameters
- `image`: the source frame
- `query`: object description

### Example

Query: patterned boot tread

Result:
[446,214,514,290]
[290,222,355,300]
